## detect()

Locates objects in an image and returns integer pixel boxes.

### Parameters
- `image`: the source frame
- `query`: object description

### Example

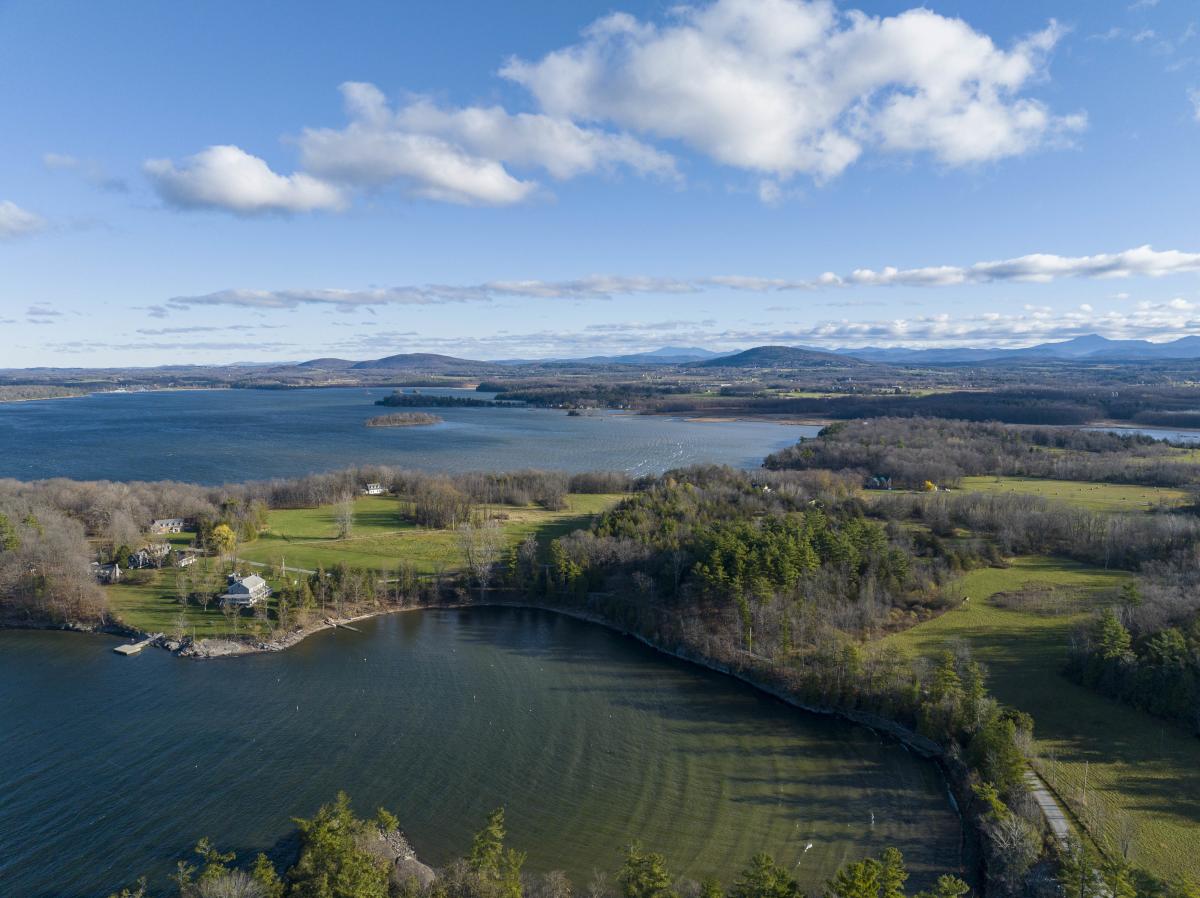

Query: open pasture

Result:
[956,476,1188,513]
[882,557,1200,880]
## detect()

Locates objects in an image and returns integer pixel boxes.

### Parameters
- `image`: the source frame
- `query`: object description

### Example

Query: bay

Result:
[0,609,961,898]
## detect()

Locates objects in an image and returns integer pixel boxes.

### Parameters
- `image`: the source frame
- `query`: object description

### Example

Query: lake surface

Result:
[0,610,961,898]
[0,389,810,483]
[1087,425,1200,444]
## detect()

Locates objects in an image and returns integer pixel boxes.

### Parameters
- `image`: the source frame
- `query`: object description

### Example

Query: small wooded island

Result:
[365,412,443,427]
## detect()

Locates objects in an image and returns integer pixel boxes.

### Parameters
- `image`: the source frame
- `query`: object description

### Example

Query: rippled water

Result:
[0,610,961,898]
[0,388,810,483]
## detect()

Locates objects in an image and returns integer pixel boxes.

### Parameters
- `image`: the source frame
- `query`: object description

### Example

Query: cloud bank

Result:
[144,0,1081,213]
[166,244,1200,311]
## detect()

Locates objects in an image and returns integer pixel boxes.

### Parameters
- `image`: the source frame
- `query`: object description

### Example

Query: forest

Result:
[1065,553,1200,732]
[763,418,1200,489]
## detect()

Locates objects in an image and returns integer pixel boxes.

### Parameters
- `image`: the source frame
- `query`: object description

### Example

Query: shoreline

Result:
[0,385,232,406]
[1084,419,1200,436]
[683,414,833,426]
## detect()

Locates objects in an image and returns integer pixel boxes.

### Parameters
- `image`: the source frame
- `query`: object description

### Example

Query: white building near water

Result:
[220,573,271,607]
[362,482,385,495]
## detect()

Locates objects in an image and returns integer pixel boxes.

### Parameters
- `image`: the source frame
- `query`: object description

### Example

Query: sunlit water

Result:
[0,388,811,483]
[1086,424,1200,444]
[0,610,961,898]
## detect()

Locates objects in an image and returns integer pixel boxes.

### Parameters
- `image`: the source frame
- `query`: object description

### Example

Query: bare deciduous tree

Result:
[458,520,504,599]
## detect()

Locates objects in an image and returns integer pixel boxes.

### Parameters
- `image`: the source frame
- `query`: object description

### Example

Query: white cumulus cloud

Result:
[144,145,345,214]
[0,200,46,239]
[502,0,1084,181]
[297,82,675,205]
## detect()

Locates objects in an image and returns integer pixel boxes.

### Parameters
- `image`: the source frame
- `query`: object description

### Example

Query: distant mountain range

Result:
[297,353,502,373]
[290,335,1200,373]
[836,334,1200,364]
[691,345,866,368]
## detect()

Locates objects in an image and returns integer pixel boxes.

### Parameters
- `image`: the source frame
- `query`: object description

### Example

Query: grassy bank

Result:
[881,557,1200,880]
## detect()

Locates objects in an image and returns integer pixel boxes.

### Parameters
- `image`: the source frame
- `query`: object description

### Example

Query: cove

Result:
[0,608,961,898]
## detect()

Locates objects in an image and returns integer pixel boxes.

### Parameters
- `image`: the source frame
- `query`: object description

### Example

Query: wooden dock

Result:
[113,634,160,656]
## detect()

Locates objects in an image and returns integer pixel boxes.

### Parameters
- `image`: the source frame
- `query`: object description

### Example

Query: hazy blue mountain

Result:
[693,345,867,368]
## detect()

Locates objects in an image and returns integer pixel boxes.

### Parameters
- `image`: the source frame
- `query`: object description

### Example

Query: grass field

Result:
[236,493,621,573]
[105,494,621,636]
[957,476,1188,513]
[882,557,1200,880]
[106,564,246,639]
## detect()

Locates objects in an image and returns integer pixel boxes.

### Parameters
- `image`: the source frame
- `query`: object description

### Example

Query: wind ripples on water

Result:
[0,610,961,898]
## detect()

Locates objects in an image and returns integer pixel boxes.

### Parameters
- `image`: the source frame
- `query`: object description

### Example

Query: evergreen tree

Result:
[618,844,677,898]
[914,876,970,898]
[728,853,800,898]
[288,792,389,898]
[1096,608,1133,662]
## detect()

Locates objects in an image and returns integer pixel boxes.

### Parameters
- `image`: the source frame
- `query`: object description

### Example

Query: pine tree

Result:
[1096,608,1132,662]
[728,853,800,898]
[618,843,677,898]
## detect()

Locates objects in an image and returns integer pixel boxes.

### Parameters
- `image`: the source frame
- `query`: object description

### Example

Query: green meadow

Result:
[956,476,1188,513]
[236,493,621,573]
[106,494,621,637]
[882,557,1200,880]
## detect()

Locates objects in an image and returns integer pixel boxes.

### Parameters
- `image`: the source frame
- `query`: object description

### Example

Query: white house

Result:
[362,482,385,496]
[150,518,186,534]
[220,573,271,607]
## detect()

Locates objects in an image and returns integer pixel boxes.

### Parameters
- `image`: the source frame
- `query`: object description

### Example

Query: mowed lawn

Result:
[956,476,1188,513]
[882,557,1200,880]
[237,493,622,573]
[106,564,251,639]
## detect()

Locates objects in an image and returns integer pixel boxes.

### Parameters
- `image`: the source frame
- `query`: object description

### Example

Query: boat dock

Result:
[113,634,161,656]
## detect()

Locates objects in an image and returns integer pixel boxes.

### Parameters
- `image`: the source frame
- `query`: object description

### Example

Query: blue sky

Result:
[2,0,1199,366]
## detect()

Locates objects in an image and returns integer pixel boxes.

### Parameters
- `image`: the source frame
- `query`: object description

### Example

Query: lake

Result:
[0,609,962,898]
[1086,424,1200,444]
[0,388,812,483]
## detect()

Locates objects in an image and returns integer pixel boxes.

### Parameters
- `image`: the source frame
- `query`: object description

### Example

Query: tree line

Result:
[764,418,1200,489]
[0,466,634,628]
[107,794,974,898]
[1065,551,1200,733]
